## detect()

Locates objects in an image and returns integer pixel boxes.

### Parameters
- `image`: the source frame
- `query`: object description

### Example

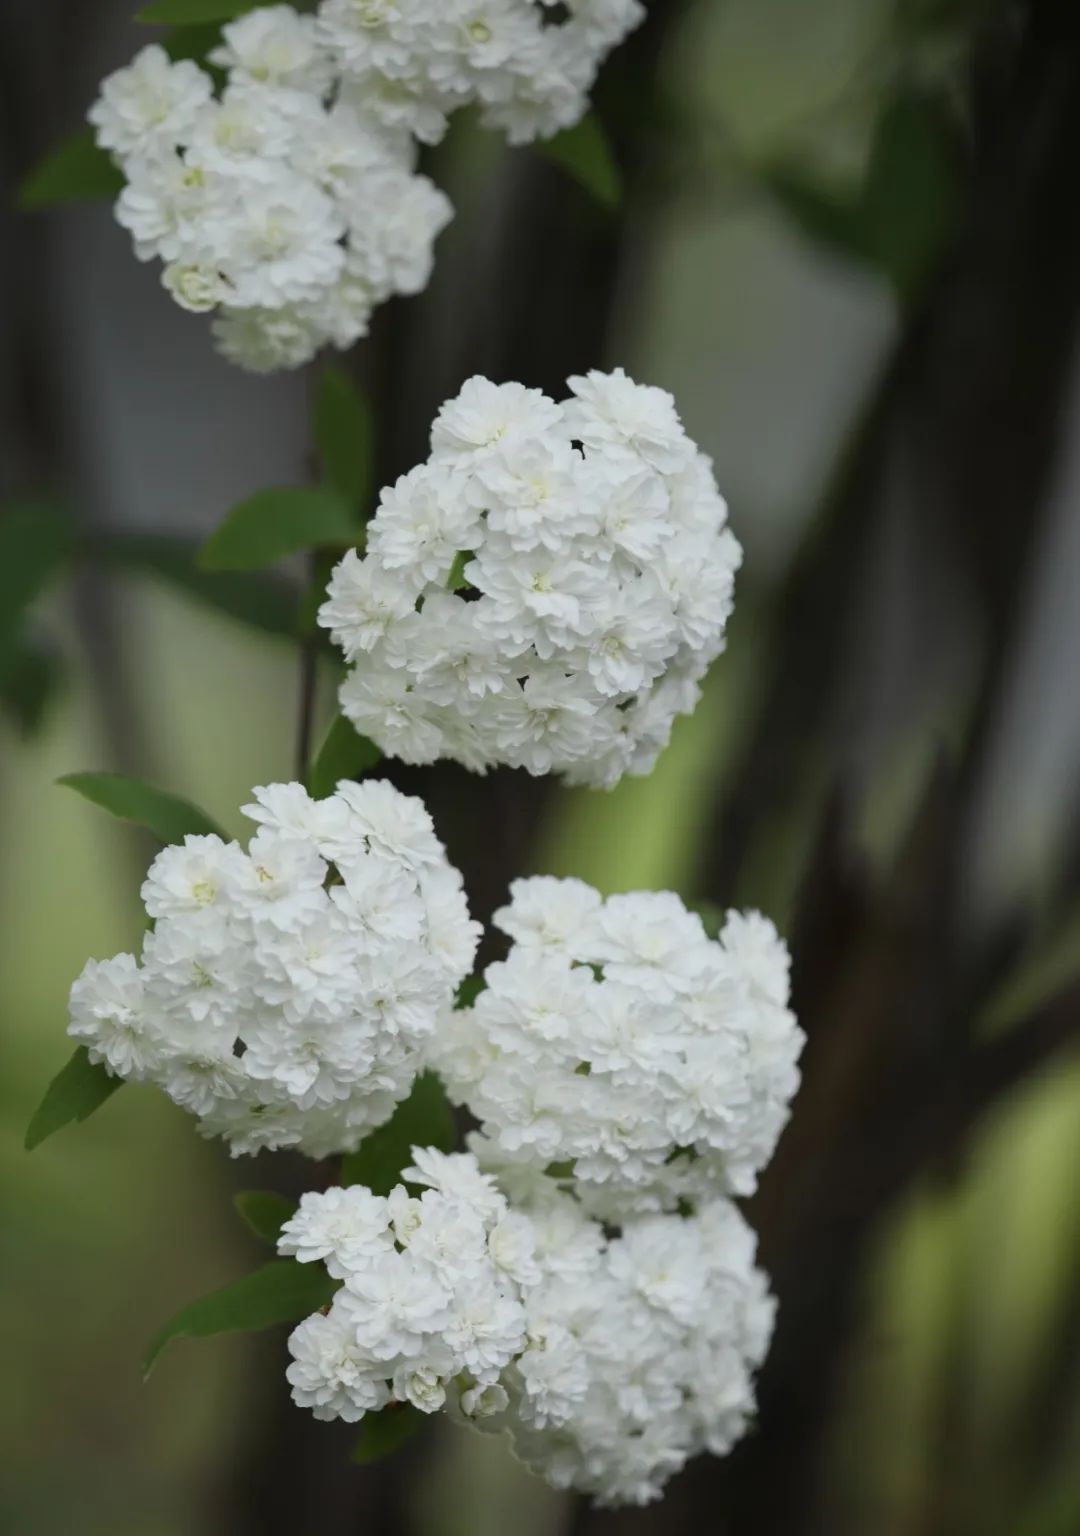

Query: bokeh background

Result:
[3,0,1080,1532]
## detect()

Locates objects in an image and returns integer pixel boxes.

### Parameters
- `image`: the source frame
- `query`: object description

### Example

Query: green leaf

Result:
[0,637,64,737]
[859,89,960,299]
[445,550,473,592]
[454,974,486,1010]
[980,906,1080,1036]
[144,1259,337,1378]
[25,1047,123,1151]
[137,0,259,22]
[200,487,356,573]
[351,1404,425,1466]
[234,1191,298,1246]
[689,901,725,940]
[763,169,864,266]
[95,531,302,641]
[544,1160,575,1182]
[767,87,960,302]
[308,713,382,801]
[19,130,124,211]
[537,115,622,210]
[341,1073,455,1194]
[314,367,375,517]
[164,21,228,64]
[0,499,74,666]
[58,771,226,844]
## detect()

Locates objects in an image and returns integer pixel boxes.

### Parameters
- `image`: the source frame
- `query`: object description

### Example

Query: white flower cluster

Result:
[282,1148,534,1422]
[67,781,479,1157]
[476,1170,775,1506]
[431,878,803,1217]
[283,1151,774,1506]
[319,370,742,787]
[87,1,643,371]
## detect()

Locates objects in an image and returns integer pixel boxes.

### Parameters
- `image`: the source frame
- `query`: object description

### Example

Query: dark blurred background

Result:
[3,1,1080,1533]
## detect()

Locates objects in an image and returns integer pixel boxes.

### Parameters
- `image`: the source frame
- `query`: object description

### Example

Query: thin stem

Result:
[295,552,319,783]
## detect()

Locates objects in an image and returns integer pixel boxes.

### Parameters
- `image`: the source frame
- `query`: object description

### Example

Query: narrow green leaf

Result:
[980,907,1080,1036]
[200,487,356,573]
[445,550,473,592]
[58,771,226,844]
[0,637,64,737]
[314,367,375,517]
[308,713,382,801]
[341,1074,455,1195]
[19,130,124,211]
[95,531,302,641]
[538,115,622,210]
[144,1260,337,1377]
[25,1047,123,1151]
[351,1404,424,1466]
[137,0,259,23]
[0,499,74,664]
[234,1191,298,1246]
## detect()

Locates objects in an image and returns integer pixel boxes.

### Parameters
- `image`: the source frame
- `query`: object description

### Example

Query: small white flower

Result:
[68,953,158,1079]
[211,6,334,94]
[431,377,565,466]
[460,1381,509,1418]
[89,46,213,159]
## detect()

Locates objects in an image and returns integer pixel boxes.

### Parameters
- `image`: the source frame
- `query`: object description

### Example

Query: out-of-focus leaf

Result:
[859,89,960,297]
[0,500,73,663]
[137,0,259,22]
[689,901,725,940]
[144,1260,337,1377]
[234,1191,298,1246]
[296,547,341,642]
[0,638,64,736]
[314,367,375,517]
[164,21,226,63]
[200,487,355,572]
[980,906,1080,1035]
[341,1074,456,1194]
[308,713,382,800]
[767,87,961,301]
[763,170,865,265]
[25,1047,123,1151]
[537,115,622,209]
[58,771,226,844]
[350,1404,424,1465]
[18,131,123,210]
[95,531,301,640]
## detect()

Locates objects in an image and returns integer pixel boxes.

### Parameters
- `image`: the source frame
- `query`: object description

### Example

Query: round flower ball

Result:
[319,370,743,787]
[430,877,803,1218]
[469,1179,776,1507]
[67,780,480,1157]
